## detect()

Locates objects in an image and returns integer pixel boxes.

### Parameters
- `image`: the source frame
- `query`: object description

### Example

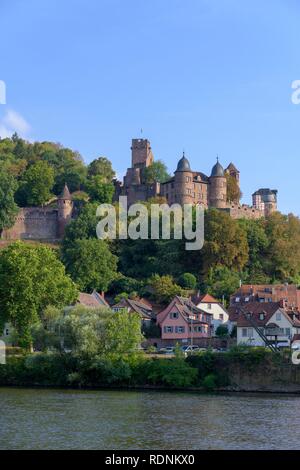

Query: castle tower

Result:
[174,152,194,205]
[209,158,227,209]
[225,162,240,185]
[252,188,278,217]
[57,183,73,238]
[131,138,154,169]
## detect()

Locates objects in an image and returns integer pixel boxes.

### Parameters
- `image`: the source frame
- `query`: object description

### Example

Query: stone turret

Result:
[174,153,194,205]
[57,183,73,238]
[209,158,227,209]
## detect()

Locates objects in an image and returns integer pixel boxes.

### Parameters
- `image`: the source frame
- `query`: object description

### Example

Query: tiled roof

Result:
[228,302,281,326]
[78,291,109,308]
[112,298,153,319]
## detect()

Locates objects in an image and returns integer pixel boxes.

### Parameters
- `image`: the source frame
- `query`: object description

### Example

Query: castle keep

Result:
[118,138,277,219]
[1,184,73,241]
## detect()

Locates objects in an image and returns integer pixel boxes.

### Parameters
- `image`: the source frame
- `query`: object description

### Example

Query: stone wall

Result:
[2,207,59,240]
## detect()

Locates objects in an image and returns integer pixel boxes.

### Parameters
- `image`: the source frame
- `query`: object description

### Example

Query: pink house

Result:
[156,296,212,343]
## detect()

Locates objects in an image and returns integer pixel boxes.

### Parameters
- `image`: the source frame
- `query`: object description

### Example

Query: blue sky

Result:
[1,0,300,214]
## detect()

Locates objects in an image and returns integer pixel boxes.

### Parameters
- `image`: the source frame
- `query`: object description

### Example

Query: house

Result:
[0,323,12,346]
[156,296,212,345]
[77,290,110,309]
[111,297,153,330]
[232,302,300,347]
[230,284,300,310]
[192,293,230,334]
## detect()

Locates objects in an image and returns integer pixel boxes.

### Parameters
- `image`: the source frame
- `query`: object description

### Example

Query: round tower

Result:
[209,158,227,209]
[174,152,194,205]
[57,183,73,238]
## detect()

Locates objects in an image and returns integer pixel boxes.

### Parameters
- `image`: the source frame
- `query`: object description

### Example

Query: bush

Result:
[202,374,217,391]
[146,358,198,387]
[178,273,197,289]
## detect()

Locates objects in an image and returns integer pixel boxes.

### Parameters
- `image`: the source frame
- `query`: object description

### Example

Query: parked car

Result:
[160,346,175,354]
[181,345,200,355]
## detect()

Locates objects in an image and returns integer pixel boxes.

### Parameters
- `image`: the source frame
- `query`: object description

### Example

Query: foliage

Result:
[226,173,242,203]
[215,324,229,338]
[85,177,115,204]
[143,160,170,184]
[62,238,118,292]
[202,373,217,391]
[0,242,78,348]
[87,157,115,182]
[147,274,183,304]
[0,169,19,231]
[204,265,240,301]
[146,357,198,387]
[178,272,197,289]
[15,161,55,206]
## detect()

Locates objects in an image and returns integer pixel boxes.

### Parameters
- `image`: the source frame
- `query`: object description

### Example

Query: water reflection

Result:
[0,388,300,450]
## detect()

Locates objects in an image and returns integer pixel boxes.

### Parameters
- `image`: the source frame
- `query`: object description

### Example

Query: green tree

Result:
[62,238,118,292]
[85,176,115,203]
[215,324,229,338]
[0,170,19,232]
[61,202,100,248]
[178,272,197,289]
[147,274,182,304]
[88,157,115,182]
[0,242,78,348]
[204,265,241,301]
[143,160,170,184]
[16,161,54,206]
[202,209,249,272]
[226,173,242,203]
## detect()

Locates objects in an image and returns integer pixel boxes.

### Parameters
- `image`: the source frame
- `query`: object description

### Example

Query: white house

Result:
[193,293,230,334]
[236,302,300,347]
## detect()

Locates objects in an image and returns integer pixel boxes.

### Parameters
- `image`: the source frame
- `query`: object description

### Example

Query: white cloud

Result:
[0,109,31,139]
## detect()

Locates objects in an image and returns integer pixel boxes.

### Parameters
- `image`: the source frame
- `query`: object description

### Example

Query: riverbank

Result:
[1,348,300,394]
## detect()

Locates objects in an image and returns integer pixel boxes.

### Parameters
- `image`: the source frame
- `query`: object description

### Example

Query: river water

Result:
[1,387,300,450]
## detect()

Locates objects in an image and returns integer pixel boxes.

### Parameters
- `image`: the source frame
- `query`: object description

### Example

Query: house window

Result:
[170,312,178,319]
[242,328,247,337]
[285,328,291,337]
[5,329,9,336]
[207,303,212,309]
[219,313,224,321]
[276,312,282,321]
[248,328,254,337]
[259,313,265,320]
[164,326,173,333]
[175,326,185,333]
[235,297,240,303]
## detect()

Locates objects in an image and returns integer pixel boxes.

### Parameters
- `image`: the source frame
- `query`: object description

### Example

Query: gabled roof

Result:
[157,296,212,326]
[198,293,219,304]
[78,290,109,308]
[112,297,152,319]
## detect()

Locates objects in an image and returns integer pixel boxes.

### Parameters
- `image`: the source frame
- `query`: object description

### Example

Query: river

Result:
[1,387,300,449]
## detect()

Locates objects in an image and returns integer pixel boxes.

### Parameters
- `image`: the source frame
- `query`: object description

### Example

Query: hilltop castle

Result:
[1,184,73,241]
[116,138,278,219]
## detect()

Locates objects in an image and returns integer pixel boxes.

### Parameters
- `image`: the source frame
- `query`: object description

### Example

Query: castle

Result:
[1,184,73,241]
[117,138,278,219]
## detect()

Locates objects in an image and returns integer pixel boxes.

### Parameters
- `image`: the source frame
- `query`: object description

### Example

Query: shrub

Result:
[146,358,198,387]
[202,374,217,391]
[178,273,197,289]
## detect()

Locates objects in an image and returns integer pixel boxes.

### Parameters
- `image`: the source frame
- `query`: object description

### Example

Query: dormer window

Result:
[259,313,265,321]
